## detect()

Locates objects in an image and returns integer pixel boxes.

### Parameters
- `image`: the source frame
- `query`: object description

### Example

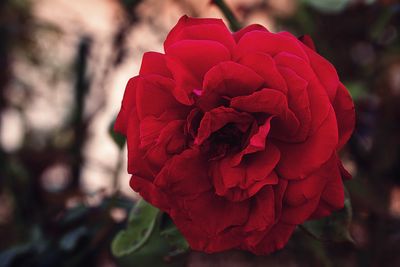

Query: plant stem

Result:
[211,0,242,31]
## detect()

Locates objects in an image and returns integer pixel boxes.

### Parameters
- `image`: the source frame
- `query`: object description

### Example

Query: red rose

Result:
[115,15,355,255]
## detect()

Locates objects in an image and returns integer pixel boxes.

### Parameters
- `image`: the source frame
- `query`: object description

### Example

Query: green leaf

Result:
[344,81,367,101]
[302,0,350,13]
[212,0,242,31]
[111,199,160,257]
[116,226,180,267]
[301,193,354,244]
[160,224,189,252]
[109,117,126,149]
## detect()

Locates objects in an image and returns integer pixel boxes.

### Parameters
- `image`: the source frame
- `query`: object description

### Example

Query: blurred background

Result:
[0,0,399,266]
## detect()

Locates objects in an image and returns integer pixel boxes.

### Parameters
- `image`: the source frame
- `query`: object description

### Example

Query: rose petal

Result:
[195,106,253,145]
[244,222,296,255]
[164,15,235,52]
[130,175,171,212]
[199,61,265,111]
[154,148,212,196]
[233,24,269,43]
[281,196,321,224]
[333,83,355,150]
[230,89,300,137]
[115,77,139,135]
[298,35,316,51]
[135,75,183,120]
[275,52,331,136]
[300,43,340,102]
[166,40,231,88]
[143,120,186,169]
[186,192,249,233]
[212,144,280,201]
[312,157,345,218]
[244,185,275,232]
[281,154,343,224]
[275,66,311,142]
[275,106,338,179]
[237,53,287,93]
[234,30,308,61]
[126,109,156,179]
[139,52,172,78]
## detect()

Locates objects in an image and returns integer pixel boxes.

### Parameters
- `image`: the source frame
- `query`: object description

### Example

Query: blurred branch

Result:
[69,36,92,189]
[211,0,242,31]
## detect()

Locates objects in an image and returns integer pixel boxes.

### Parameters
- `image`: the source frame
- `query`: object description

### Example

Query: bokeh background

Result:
[0,0,399,266]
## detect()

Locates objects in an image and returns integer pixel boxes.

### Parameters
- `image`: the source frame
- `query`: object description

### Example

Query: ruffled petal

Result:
[199,61,265,111]
[195,106,253,145]
[230,89,300,136]
[212,144,280,201]
[143,120,186,169]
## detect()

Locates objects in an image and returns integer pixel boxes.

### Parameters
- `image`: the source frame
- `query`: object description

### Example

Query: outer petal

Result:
[281,154,343,224]
[166,40,231,94]
[234,31,309,61]
[126,113,156,180]
[333,83,355,150]
[298,35,316,51]
[300,43,340,102]
[130,175,171,212]
[244,186,275,233]
[154,148,212,197]
[182,192,249,238]
[114,77,137,135]
[139,52,172,78]
[143,120,186,170]
[164,15,235,52]
[244,222,296,255]
[275,106,338,179]
[275,52,331,136]
[139,110,184,148]
[233,24,268,43]
[135,75,183,120]
[275,67,311,142]
[310,156,345,219]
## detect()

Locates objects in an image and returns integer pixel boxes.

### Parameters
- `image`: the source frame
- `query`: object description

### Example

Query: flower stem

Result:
[211,0,242,31]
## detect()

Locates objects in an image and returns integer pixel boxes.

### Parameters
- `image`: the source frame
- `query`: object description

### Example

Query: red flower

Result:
[115,15,355,255]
